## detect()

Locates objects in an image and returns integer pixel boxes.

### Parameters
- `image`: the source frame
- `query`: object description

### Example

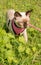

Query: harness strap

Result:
[11,19,25,35]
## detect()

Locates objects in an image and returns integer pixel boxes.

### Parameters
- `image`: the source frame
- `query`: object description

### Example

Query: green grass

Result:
[0,0,41,65]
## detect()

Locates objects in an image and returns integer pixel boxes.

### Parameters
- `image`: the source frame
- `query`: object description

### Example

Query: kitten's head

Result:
[14,9,33,28]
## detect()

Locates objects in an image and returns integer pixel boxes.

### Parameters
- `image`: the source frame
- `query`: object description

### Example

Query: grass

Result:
[0,0,41,65]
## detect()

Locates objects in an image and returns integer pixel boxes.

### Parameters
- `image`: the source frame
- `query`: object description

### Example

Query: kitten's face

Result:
[14,10,32,28]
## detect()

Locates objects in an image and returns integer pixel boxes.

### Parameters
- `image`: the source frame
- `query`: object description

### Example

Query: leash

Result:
[27,23,41,32]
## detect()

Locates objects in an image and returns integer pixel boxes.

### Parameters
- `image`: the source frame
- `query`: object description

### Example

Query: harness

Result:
[11,19,25,35]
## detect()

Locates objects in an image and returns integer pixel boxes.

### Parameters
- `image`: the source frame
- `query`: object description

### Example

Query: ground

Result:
[0,0,41,65]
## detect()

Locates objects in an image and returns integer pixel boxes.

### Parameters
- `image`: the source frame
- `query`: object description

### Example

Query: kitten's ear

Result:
[26,9,33,16]
[14,11,22,17]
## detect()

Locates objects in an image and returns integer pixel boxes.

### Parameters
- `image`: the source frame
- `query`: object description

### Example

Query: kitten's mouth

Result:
[14,20,27,28]
[23,22,27,28]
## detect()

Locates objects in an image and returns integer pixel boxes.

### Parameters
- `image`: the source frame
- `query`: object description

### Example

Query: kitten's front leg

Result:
[23,29,28,42]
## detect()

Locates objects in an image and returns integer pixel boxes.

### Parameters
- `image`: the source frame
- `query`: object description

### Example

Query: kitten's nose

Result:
[24,22,27,28]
